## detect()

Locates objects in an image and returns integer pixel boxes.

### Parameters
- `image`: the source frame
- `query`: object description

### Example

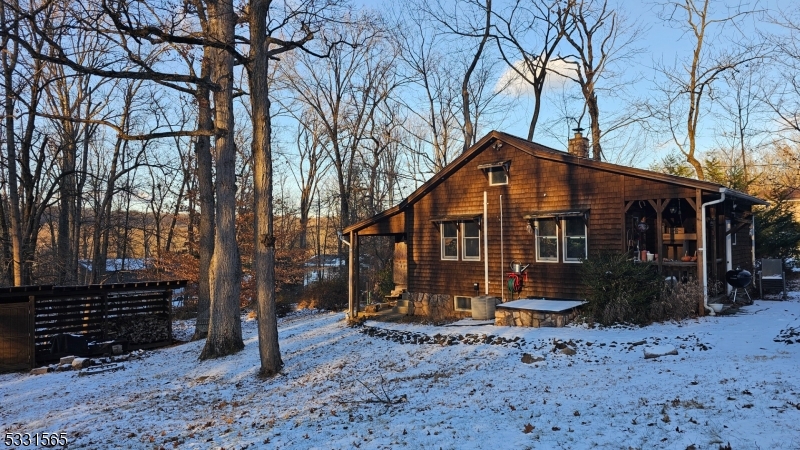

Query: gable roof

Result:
[344,130,766,234]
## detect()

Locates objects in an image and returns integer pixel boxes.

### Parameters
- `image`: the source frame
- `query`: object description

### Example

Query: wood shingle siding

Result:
[344,131,768,319]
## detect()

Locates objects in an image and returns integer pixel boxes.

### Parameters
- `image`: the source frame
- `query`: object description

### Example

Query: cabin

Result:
[342,131,767,324]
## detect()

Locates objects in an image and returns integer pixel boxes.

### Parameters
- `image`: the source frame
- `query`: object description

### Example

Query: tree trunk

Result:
[249,0,282,376]
[200,0,243,359]
[193,46,215,341]
[165,159,188,252]
[2,27,24,286]
[587,91,602,161]
[461,0,491,153]
[57,140,78,285]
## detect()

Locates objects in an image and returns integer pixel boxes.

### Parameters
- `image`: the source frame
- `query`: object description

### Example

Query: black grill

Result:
[726,269,752,289]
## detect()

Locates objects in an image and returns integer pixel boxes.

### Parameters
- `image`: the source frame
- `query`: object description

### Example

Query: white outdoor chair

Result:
[758,259,787,299]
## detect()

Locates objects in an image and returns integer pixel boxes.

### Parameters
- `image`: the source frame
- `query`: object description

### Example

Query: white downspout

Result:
[700,190,725,316]
[725,219,732,296]
[751,214,756,272]
[500,195,504,302]
[484,191,489,295]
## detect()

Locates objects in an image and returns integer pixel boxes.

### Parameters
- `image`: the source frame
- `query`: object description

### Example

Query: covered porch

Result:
[623,187,766,311]
[343,205,407,321]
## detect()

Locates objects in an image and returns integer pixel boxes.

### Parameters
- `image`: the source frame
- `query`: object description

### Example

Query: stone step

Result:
[395,299,412,308]
[394,305,414,315]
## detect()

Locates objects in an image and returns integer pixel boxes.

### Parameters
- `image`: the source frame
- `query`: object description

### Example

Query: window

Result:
[530,213,589,263]
[478,161,510,186]
[489,167,508,185]
[462,221,481,260]
[535,218,558,262]
[563,216,587,262]
[441,222,458,260]
[439,218,482,261]
[454,296,472,311]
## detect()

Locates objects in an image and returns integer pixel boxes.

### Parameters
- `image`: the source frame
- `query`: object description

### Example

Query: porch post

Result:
[647,198,666,271]
[695,189,705,316]
[348,231,360,319]
[725,219,733,296]
[656,200,663,272]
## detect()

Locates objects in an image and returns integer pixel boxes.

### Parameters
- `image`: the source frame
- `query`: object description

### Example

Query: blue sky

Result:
[348,0,792,168]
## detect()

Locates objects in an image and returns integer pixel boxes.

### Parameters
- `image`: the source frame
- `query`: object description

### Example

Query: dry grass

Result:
[650,280,703,322]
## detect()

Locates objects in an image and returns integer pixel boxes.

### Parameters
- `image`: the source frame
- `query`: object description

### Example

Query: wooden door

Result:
[0,301,33,372]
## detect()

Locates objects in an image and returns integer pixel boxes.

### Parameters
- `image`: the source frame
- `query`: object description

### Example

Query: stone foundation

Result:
[494,307,580,327]
[408,292,471,321]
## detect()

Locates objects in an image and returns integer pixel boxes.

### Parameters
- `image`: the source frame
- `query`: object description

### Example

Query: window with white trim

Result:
[441,222,458,260]
[454,296,472,311]
[489,167,508,185]
[535,218,558,262]
[563,216,587,262]
[462,221,481,260]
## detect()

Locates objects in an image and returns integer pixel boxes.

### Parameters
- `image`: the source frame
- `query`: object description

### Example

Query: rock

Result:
[72,357,91,369]
[59,356,76,365]
[643,345,678,359]
[560,347,577,356]
[30,367,49,375]
[112,344,123,355]
[521,353,546,364]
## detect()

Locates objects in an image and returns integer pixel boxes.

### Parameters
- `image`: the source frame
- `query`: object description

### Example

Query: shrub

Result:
[754,194,800,261]
[298,274,348,311]
[581,252,662,326]
[275,285,301,317]
[651,279,701,322]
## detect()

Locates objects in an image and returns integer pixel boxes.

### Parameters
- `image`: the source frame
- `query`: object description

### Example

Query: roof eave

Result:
[720,188,769,206]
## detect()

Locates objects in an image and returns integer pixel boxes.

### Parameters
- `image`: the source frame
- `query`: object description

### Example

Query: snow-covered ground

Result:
[2,291,800,449]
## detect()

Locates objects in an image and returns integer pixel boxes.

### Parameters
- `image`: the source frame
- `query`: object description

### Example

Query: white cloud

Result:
[495,57,577,96]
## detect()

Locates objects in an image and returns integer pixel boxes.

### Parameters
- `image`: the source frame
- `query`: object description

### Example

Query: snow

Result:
[3,293,800,449]
[78,258,150,273]
[498,298,587,312]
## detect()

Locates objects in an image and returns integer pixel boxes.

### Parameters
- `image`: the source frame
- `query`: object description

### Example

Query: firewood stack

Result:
[106,314,170,344]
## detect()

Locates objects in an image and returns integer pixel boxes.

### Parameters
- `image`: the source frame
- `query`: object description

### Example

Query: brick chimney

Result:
[568,128,589,158]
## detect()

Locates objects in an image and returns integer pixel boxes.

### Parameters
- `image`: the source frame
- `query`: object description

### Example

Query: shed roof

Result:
[343,130,767,234]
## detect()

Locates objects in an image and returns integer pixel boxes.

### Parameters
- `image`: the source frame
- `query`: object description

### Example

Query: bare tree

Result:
[199,0,244,359]
[393,3,509,182]
[714,62,772,192]
[655,0,762,179]
[278,16,398,233]
[392,8,462,175]
[87,80,152,284]
[285,112,329,251]
[246,0,343,376]
[760,9,800,148]
[43,52,110,284]
[492,0,572,141]
[418,0,493,152]
[562,0,643,161]
[0,0,65,286]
